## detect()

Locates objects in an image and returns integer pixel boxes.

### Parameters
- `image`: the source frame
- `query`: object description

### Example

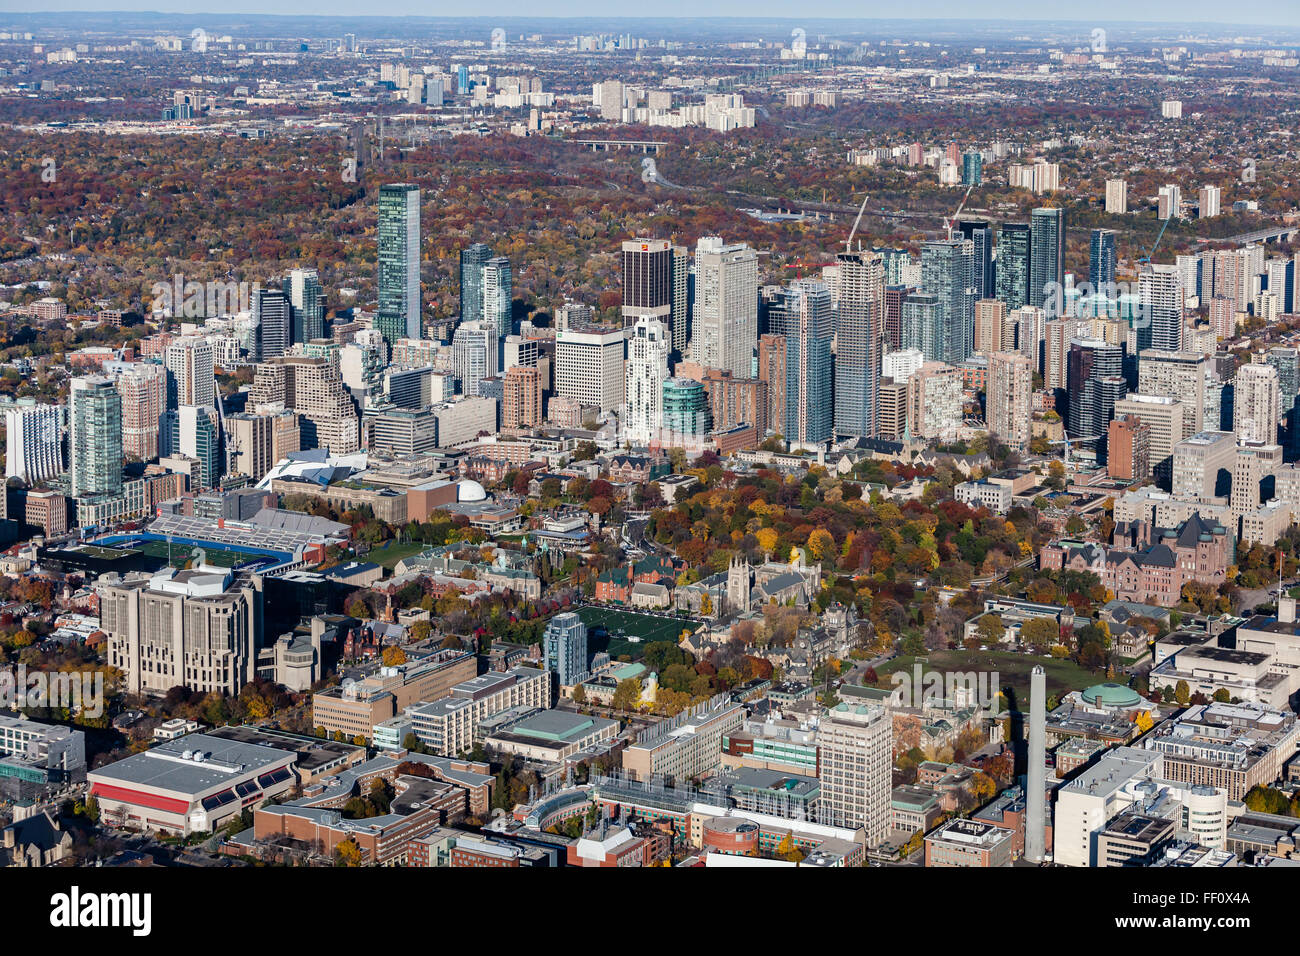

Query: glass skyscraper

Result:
[902,293,942,361]
[957,219,994,300]
[921,238,976,367]
[662,378,711,437]
[770,279,833,446]
[1067,338,1125,463]
[1089,228,1117,292]
[995,222,1031,312]
[376,183,421,346]
[1029,207,1066,316]
[482,256,512,337]
[833,249,885,438]
[287,268,325,344]
[70,376,123,499]
[459,243,492,324]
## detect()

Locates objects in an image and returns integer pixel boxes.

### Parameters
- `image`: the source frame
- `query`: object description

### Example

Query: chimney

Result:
[1025,665,1047,864]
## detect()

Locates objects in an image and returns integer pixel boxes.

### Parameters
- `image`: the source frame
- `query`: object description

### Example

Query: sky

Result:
[0,3,1295,28]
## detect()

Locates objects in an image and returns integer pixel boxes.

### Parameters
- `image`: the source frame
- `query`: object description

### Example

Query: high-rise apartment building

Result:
[1029,208,1066,316]
[376,183,421,345]
[1105,178,1128,214]
[543,612,588,687]
[987,351,1032,451]
[249,356,360,454]
[1233,362,1281,445]
[178,404,222,491]
[957,219,994,300]
[459,243,492,324]
[253,288,290,361]
[921,238,976,365]
[1107,415,1151,481]
[70,377,123,499]
[973,298,1012,355]
[452,320,498,398]
[995,222,1031,311]
[287,268,326,345]
[1067,339,1125,462]
[482,257,512,337]
[115,363,165,462]
[4,401,64,485]
[163,337,216,410]
[1089,229,1117,291]
[1140,266,1185,353]
[624,316,670,446]
[692,237,758,380]
[908,362,963,442]
[833,249,885,437]
[772,279,833,447]
[502,366,542,431]
[1137,350,1211,439]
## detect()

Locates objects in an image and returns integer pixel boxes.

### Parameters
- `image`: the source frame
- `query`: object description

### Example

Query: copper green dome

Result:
[1081,682,1142,709]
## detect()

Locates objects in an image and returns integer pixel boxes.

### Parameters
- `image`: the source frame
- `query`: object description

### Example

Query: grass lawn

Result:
[367,540,426,570]
[875,649,1106,712]
[577,606,696,661]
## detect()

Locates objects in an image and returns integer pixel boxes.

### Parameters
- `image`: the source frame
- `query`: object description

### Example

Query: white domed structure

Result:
[457,479,487,502]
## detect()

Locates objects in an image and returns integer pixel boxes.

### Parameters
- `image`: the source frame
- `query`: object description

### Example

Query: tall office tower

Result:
[772,279,833,447]
[502,366,543,431]
[376,183,421,346]
[70,377,123,499]
[995,222,1031,311]
[901,293,941,362]
[907,363,963,442]
[624,315,670,445]
[621,238,673,345]
[1198,184,1221,219]
[960,151,983,187]
[459,243,492,324]
[692,237,758,380]
[115,363,165,462]
[973,298,1012,355]
[876,380,909,440]
[1140,265,1186,353]
[882,284,912,350]
[1172,430,1236,499]
[163,336,216,412]
[1233,362,1281,445]
[555,325,627,413]
[1089,229,1117,292]
[1104,178,1128,214]
[757,334,788,436]
[253,288,290,361]
[179,404,221,490]
[287,268,326,345]
[1137,350,1212,439]
[4,402,63,484]
[1294,251,1300,316]
[249,356,360,454]
[1067,338,1125,462]
[482,257,512,337]
[224,411,277,482]
[921,238,976,366]
[1028,207,1066,316]
[451,320,498,398]
[987,351,1032,451]
[956,220,994,300]
[1114,394,1183,485]
[597,79,623,122]
[833,249,885,438]
[816,703,891,842]
[1107,414,1151,481]
[544,611,588,686]
[1025,666,1046,864]
[1157,184,1181,220]
[1267,347,1300,415]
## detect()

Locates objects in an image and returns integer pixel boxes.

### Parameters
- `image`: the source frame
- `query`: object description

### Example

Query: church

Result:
[726,549,822,614]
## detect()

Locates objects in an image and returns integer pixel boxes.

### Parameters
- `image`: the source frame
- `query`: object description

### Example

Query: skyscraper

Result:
[1139,265,1185,352]
[376,183,421,345]
[1105,178,1128,215]
[957,219,994,300]
[987,351,1032,451]
[482,257,512,338]
[179,404,222,490]
[451,320,498,398]
[1067,338,1125,462]
[921,238,976,366]
[4,402,64,484]
[1233,362,1280,445]
[772,279,833,447]
[163,336,216,410]
[115,363,166,462]
[502,366,542,431]
[70,376,122,499]
[287,268,326,345]
[621,238,685,354]
[459,243,492,325]
[1029,207,1066,316]
[253,288,290,361]
[544,611,588,686]
[623,315,670,446]
[1089,229,1117,292]
[902,293,941,362]
[995,222,1031,312]
[833,249,885,437]
[816,703,891,842]
[691,236,758,380]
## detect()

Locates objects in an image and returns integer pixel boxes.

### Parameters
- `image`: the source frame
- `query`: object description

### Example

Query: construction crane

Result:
[943,183,976,239]
[1048,433,1101,471]
[843,193,870,253]
[1137,212,1174,266]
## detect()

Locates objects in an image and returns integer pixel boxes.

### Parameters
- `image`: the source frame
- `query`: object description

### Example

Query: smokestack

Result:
[1025,665,1047,863]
